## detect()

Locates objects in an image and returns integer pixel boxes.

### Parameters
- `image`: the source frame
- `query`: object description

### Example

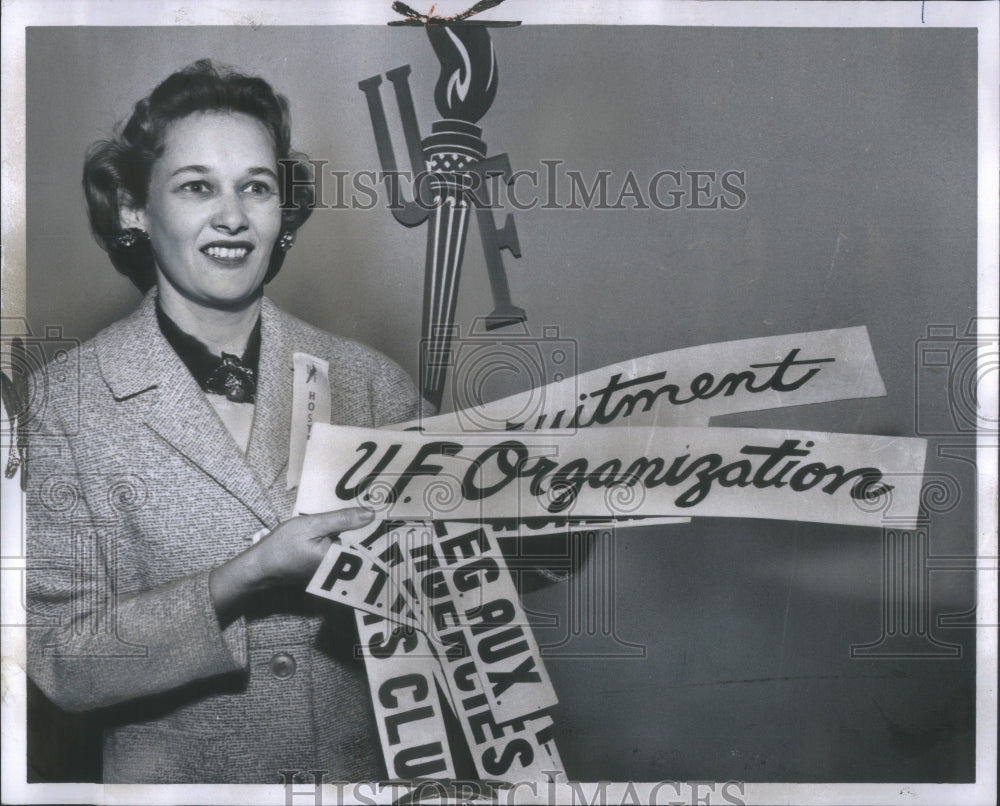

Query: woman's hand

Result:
[209,508,374,626]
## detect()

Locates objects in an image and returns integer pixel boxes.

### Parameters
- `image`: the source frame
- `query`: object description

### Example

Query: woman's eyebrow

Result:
[247,167,279,181]
[169,164,210,177]
[167,165,278,180]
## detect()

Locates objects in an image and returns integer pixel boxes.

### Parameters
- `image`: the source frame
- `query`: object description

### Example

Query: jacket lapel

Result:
[245,298,292,492]
[96,294,279,527]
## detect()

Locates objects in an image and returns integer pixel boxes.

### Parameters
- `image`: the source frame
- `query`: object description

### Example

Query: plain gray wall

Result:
[26,25,977,782]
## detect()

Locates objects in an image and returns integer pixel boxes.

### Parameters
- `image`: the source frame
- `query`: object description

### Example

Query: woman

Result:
[27,60,420,783]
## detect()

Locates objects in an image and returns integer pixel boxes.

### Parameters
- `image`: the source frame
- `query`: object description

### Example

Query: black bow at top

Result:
[391,0,505,24]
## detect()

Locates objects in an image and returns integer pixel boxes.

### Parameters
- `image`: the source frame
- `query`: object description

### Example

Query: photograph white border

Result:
[2,2,996,804]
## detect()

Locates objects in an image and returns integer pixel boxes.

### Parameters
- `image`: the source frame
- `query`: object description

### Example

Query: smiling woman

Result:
[127,112,284,319]
[26,60,422,784]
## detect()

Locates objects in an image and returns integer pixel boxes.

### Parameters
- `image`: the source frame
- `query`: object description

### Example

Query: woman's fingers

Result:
[298,507,374,538]
[236,509,376,592]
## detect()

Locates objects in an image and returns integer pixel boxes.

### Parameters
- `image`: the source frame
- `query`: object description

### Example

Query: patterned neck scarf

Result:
[156,304,261,403]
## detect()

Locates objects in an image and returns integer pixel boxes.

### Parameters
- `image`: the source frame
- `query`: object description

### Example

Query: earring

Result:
[112,228,149,249]
[278,231,296,252]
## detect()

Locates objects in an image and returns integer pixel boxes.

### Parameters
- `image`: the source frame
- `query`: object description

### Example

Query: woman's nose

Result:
[211,190,249,233]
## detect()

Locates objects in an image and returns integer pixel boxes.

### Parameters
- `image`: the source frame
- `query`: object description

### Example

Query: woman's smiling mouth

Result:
[201,241,254,264]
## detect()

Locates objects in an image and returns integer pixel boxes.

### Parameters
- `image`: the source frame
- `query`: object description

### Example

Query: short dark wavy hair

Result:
[83,59,315,292]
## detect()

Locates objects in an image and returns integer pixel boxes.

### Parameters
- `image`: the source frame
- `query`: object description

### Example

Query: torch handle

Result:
[420,190,475,411]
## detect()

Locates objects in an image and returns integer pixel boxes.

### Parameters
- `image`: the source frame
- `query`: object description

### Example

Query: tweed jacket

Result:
[26,293,420,783]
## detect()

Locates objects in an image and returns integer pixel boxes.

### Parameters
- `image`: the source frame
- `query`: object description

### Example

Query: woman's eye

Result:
[179,180,211,194]
[244,181,275,196]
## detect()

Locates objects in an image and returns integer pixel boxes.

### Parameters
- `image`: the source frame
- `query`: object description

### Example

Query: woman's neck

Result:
[156,286,262,356]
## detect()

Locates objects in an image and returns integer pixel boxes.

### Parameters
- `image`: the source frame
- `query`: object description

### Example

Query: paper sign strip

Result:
[297,424,927,528]
[396,326,886,433]
[446,678,565,782]
[288,352,332,489]
[343,521,464,716]
[380,523,564,781]
[309,524,564,780]
[378,522,559,723]
[308,541,420,628]
[468,514,690,543]
[355,611,457,780]
[389,329,886,537]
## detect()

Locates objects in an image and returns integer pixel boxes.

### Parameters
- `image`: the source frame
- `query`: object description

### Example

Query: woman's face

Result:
[128,111,283,311]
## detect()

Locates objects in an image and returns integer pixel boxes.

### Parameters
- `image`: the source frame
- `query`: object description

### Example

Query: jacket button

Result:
[269,652,296,680]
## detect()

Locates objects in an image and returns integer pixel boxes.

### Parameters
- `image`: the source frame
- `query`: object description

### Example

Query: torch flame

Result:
[428,23,498,123]
[444,27,473,104]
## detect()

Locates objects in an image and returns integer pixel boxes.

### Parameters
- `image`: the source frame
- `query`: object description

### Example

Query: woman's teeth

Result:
[205,246,249,259]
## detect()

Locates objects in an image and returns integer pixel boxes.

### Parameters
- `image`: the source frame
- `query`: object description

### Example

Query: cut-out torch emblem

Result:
[360,5,525,411]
